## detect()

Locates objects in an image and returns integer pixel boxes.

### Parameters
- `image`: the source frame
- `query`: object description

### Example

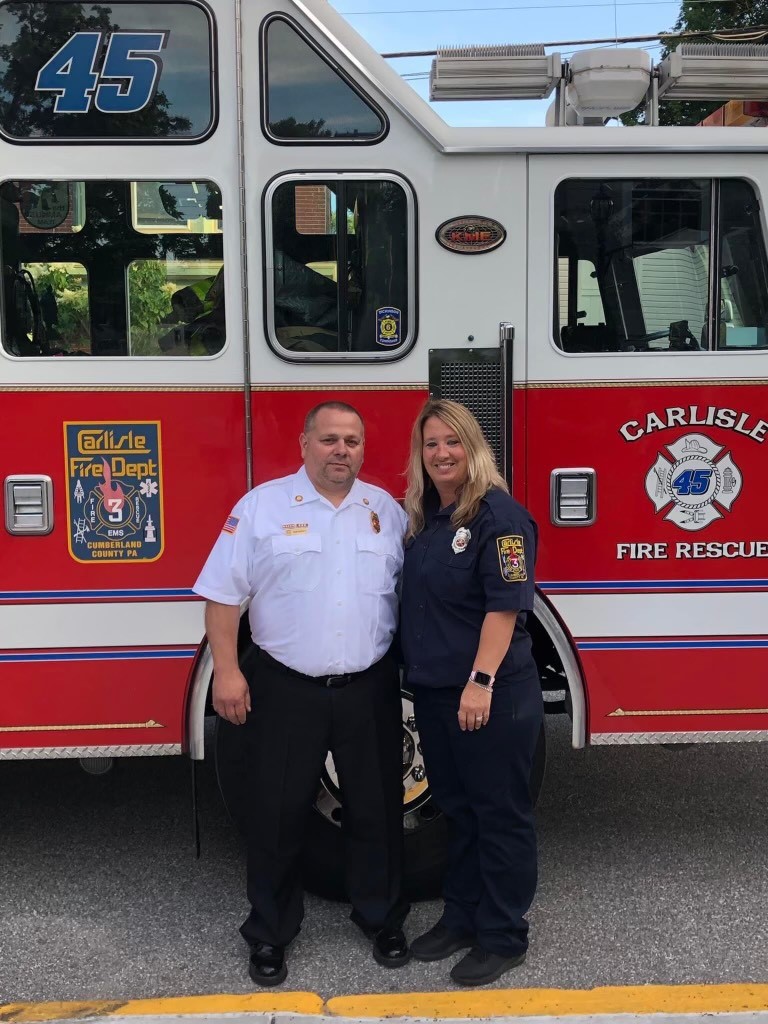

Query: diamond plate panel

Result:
[590,730,768,745]
[0,743,181,760]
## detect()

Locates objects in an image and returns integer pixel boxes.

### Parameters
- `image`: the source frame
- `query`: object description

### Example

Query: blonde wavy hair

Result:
[405,399,508,537]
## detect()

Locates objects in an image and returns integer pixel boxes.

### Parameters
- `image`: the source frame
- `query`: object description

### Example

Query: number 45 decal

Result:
[35,31,168,115]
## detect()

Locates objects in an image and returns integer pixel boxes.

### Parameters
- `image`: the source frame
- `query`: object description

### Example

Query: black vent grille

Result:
[429,348,504,468]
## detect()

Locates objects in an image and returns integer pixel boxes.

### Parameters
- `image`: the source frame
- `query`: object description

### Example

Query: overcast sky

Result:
[326,0,690,126]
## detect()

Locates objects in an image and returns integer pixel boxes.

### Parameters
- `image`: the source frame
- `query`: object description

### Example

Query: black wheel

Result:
[213,688,448,899]
[214,699,547,903]
[299,688,451,900]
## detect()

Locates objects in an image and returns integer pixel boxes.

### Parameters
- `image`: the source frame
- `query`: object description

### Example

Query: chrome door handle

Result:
[550,468,596,525]
[4,475,54,535]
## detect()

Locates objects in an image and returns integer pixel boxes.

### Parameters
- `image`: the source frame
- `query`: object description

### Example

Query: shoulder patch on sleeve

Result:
[497,535,527,582]
[221,514,240,535]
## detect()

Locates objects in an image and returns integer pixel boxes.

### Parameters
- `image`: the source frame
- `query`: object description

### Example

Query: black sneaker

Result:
[450,946,526,986]
[411,922,474,962]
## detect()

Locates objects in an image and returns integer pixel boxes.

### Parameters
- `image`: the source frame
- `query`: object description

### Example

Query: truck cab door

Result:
[527,153,768,744]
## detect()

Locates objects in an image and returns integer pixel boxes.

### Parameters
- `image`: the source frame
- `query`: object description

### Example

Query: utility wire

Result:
[342,0,763,13]
[382,24,768,57]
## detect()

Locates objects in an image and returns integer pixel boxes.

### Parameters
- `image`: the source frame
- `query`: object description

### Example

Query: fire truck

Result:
[2,0,768,898]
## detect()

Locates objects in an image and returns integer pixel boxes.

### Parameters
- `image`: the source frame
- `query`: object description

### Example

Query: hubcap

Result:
[314,690,435,828]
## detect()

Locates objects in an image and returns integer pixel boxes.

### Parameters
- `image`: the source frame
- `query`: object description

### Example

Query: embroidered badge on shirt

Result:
[282,522,309,535]
[452,527,471,554]
[370,510,381,534]
[222,515,239,535]
[497,535,527,582]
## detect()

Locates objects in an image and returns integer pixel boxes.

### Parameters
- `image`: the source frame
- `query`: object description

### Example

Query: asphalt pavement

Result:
[2,715,768,1003]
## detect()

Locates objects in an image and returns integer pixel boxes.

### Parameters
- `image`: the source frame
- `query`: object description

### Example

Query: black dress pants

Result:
[239,648,408,948]
[412,674,542,958]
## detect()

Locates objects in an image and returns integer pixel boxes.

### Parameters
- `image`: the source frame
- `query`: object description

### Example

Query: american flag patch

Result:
[222,515,239,535]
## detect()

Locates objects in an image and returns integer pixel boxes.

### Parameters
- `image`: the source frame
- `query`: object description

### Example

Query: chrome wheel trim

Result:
[314,690,434,828]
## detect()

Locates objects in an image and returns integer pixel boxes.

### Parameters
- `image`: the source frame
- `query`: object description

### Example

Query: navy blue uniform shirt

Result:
[401,487,538,689]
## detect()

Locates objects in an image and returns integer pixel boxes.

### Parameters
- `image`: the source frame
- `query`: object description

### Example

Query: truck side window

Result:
[266,174,414,360]
[717,179,768,350]
[0,179,224,357]
[262,15,387,144]
[554,178,768,354]
[0,2,215,143]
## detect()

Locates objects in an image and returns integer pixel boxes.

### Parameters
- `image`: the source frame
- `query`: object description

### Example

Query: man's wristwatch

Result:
[468,670,495,692]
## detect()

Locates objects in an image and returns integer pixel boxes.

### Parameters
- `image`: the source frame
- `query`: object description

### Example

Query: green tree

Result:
[128,261,173,356]
[268,116,332,139]
[15,181,222,355]
[28,260,177,355]
[29,262,90,352]
[622,0,768,125]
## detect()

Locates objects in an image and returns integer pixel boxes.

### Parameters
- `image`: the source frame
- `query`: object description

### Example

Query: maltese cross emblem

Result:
[644,433,742,532]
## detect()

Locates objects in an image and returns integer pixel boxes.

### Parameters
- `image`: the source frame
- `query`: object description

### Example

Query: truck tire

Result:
[214,709,546,902]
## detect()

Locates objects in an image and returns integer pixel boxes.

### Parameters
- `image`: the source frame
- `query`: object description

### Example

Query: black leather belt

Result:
[255,647,368,688]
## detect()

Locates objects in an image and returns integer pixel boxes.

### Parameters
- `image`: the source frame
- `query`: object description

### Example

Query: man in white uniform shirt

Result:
[194,401,409,986]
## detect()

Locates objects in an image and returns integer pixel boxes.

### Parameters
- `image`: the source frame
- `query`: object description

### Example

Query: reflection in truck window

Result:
[554,178,768,354]
[0,2,215,143]
[263,16,386,143]
[1,179,224,357]
[268,177,411,357]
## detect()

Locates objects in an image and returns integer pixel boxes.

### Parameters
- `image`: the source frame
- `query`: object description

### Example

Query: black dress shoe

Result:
[450,946,526,986]
[248,942,287,987]
[372,927,411,967]
[411,922,474,962]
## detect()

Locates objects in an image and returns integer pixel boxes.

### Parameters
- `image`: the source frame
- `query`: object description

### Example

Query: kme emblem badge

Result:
[644,433,742,531]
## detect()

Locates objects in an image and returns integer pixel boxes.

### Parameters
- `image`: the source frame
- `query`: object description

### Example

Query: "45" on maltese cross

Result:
[644,433,742,532]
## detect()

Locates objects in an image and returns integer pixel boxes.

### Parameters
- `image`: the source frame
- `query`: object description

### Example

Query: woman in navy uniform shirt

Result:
[401,399,543,987]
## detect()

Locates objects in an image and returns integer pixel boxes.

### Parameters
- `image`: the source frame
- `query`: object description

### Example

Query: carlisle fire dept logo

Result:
[644,433,742,532]
[497,535,527,582]
[64,421,164,562]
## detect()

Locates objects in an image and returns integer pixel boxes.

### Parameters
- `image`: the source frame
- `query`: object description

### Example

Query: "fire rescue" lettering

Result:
[618,407,768,443]
[617,540,768,559]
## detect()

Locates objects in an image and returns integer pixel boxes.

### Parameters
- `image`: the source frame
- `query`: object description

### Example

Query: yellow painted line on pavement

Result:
[2,985,768,1023]
[329,984,768,1017]
[0,994,324,1023]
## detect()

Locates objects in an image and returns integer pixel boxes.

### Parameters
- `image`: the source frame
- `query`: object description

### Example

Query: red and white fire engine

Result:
[3,0,768,896]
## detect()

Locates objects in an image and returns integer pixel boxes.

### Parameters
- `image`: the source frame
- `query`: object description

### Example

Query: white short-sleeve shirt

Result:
[193,466,407,676]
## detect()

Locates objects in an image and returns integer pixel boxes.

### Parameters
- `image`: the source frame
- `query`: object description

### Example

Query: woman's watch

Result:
[468,670,495,691]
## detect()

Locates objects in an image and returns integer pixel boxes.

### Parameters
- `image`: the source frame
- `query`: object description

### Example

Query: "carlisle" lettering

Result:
[618,406,768,443]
